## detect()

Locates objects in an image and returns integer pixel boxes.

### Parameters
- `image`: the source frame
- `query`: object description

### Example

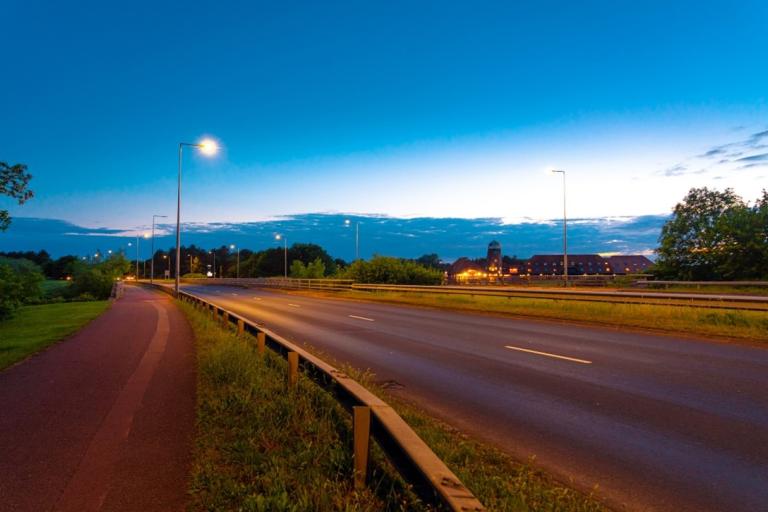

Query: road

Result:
[184,283,768,512]
[0,286,195,512]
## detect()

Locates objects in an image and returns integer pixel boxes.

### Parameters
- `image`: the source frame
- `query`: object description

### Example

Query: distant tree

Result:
[415,253,441,269]
[655,187,768,280]
[1,162,33,231]
[341,255,443,285]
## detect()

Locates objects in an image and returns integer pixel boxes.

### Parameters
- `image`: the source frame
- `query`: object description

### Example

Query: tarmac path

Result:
[0,286,196,512]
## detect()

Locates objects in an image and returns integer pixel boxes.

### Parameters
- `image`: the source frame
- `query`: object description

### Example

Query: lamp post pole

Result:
[229,244,240,278]
[275,234,287,278]
[135,235,140,279]
[210,250,216,278]
[175,139,218,296]
[345,219,360,260]
[551,170,568,287]
[151,214,167,283]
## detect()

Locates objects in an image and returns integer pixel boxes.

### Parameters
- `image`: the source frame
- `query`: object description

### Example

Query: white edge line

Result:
[504,345,592,364]
[288,303,301,308]
[349,315,375,322]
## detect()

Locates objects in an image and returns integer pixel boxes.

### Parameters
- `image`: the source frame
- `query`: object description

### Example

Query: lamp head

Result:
[198,138,219,156]
[275,234,282,241]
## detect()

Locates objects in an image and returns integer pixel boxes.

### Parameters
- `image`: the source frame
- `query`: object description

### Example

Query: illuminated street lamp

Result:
[229,244,240,279]
[275,234,287,278]
[209,250,216,278]
[175,138,219,295]
[344,219,360,260]
[150,214,167,283]
[549,169,568,287]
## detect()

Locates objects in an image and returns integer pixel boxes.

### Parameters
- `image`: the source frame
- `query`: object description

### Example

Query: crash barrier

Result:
[147,283,485,512]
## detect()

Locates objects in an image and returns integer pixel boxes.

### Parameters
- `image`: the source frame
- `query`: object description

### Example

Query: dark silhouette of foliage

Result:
[0,162,33,231]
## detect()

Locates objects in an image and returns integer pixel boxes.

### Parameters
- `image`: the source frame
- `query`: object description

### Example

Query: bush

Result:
[340,255,443,285]
[289,257,326,279]
[183,272,207,278]
[0,258,45,319]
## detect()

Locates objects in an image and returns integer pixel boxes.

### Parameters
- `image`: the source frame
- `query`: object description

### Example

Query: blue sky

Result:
[1,1,767,242]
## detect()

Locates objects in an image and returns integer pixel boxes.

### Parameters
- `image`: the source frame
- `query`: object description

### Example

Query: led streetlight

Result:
[175,137,220,295]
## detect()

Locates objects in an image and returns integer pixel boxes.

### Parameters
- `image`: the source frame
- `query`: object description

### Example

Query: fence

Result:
[146,283,485,512]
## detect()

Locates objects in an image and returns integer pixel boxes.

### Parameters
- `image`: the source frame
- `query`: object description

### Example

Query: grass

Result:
[322,290,768,343]
[180,301,606,512]
[182,302,426,511]
[41,279,71,298]
[0,301,110,370]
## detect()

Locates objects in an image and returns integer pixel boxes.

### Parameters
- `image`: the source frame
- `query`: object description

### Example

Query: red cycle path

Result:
[0,286,196,512]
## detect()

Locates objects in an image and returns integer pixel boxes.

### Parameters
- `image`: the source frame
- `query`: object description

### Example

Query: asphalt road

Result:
[184,284,768,512]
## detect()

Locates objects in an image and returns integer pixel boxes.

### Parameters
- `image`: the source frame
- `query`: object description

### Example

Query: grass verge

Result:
[180,301,606,511]
[324,290,768,343]
[181,301,425,511]
[0,301,110,370]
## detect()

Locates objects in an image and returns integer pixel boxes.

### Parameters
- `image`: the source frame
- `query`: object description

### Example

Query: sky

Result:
[1,1,767,253]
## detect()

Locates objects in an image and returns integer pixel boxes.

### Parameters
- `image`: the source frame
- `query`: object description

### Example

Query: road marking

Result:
[253,297,262,301]
[349,315,375,322]
[288,303,301,308]
[504,345,592,364]
[232,293,239,296]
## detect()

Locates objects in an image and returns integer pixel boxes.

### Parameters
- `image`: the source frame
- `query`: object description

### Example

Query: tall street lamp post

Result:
[344,219,360,260]
[209,250,216,278]
[229,244,240,279]
[275,234,287,278]
[175,138,218,296]
[150,214,167,283]
[550,169,568,287]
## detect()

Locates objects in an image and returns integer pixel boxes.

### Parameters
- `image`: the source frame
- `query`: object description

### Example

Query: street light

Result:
[132,233,150,280]
[209,250,216,278]
[150,214,167,283]
[550,169,568,287]
[344,219,360,260]
[275,234,287,278]
[229,244,240,279]
[175,137,219,296]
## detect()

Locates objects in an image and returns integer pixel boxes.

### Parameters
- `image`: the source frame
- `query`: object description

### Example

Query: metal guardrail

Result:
[147,283,485,511]
[636,280,768,288]
[175,277,768,310]
[348,284,768,310]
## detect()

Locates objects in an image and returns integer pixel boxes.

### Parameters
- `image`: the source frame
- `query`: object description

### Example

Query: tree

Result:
[655,187,768,280]
[1,162,34,231]
[341,255,443,284]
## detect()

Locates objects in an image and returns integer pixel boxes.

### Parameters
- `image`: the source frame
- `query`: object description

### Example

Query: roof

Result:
[448,257,485,275]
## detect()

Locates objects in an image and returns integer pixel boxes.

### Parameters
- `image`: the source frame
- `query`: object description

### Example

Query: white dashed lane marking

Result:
[349,315,375,322]
[504,345,592,364]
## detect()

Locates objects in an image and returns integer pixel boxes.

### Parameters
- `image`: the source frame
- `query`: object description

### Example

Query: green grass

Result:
[182,302,427,511]
[41,279,71,298]
[180,301,606,512]
[324,290,768,342]
[0,301,110,370]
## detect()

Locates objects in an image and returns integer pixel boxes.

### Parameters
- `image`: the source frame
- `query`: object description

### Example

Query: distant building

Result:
[527,254,610,275]
[606,255,653,274]
[486,240,502,278]
[448,257,486,283]
[526,254,653,275]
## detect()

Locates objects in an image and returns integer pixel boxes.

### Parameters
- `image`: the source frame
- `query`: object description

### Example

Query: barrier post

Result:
[353,406,371,489]
[257,332,266,355]
[288,352,299,388]
[237,319,244,336]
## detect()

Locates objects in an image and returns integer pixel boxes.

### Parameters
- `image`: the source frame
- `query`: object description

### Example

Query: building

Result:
[526,254,611,275]
[447,257,486,283]
[606,255,653,274]
[486,240,502,278]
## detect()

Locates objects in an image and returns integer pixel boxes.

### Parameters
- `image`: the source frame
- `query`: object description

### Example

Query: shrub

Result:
[340,255,443,285]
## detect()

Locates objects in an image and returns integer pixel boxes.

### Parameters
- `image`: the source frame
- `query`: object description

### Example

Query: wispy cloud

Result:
[659,127,768,177]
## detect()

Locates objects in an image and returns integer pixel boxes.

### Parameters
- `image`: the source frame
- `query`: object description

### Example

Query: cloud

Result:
[661,164,688,176]
[747,129,768,146]
[736,153,768,163]
[661,126,768,177]
[0,213,669,261]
